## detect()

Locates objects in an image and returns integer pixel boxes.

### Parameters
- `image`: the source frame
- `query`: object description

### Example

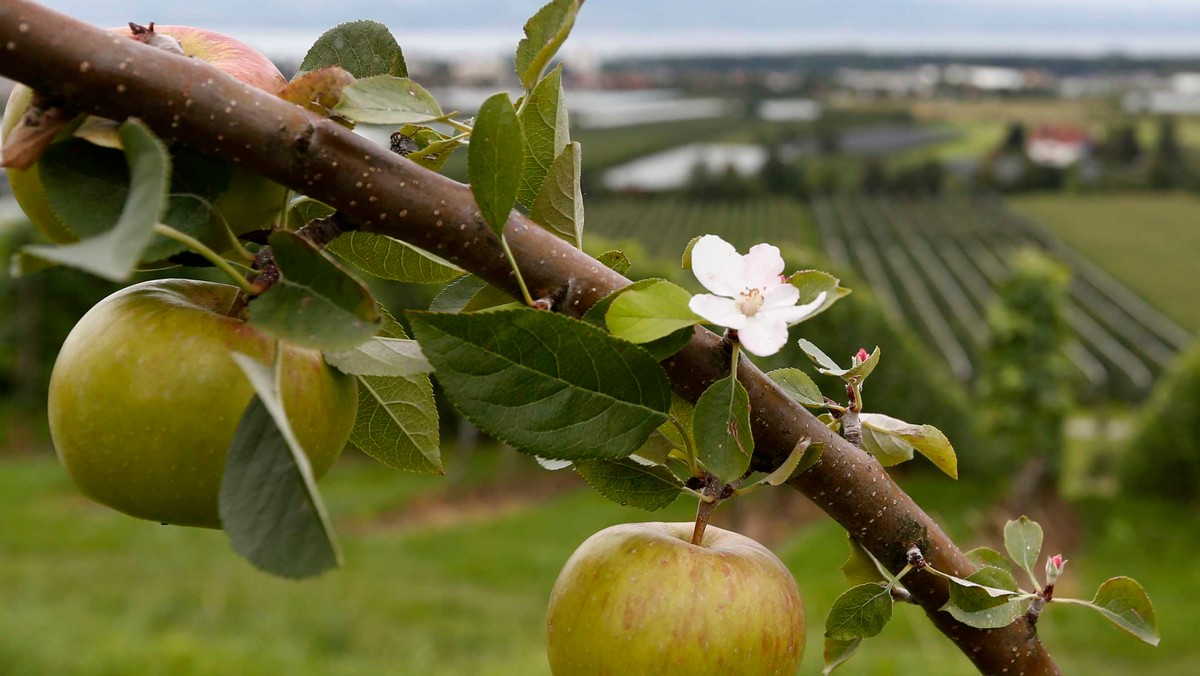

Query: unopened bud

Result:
[1045,553,1066,585]
[855,348,869,364]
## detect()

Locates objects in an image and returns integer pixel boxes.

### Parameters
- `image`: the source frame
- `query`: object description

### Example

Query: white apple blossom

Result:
[688,235,826,357]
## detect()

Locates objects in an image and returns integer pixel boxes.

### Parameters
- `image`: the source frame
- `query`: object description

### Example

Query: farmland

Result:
[586,196,818,260]
[1014,192,1200,333]
[813,195,1192,400]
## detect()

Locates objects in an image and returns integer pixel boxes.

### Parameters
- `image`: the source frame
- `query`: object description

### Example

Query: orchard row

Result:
[814,195,1189,401]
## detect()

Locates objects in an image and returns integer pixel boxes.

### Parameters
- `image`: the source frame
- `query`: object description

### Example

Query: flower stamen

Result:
[736,288,765,316]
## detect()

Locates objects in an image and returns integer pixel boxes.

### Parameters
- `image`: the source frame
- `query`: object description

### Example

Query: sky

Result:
[34,0,1200,60]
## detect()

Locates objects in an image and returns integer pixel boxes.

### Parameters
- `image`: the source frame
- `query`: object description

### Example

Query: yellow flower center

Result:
[736,288,765,316]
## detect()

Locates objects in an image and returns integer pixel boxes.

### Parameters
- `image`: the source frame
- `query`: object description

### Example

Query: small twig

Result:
[841,382,863,447]
[152,224,258,295]
[890,586,916,605]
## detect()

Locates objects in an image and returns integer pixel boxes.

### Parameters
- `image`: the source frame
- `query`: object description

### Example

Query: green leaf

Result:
[287,197,335,229]
[944,565,1020,613]
[397,124,462,172]
[965,547,1014,576]
[927,567,1023,602]
[429,277,514,315]
[798,339,880,385]
[514,0,582,90]
[573,458,683,511]
[798,338,844,374]
[348,316,441,474]
[333,76,443,125]
[787,269,851,320]
[324,337,431,377]
[1068,577,1159,646]
[352,374,442,474]
[605,279,699,344]
[278,66,357,115]
[841,538,886,586]
[768,368,826,408]
[632,430,675,466]
[941,566,1027,630]
[858,416,915,467]
[659,395,696,453]
[219,353,340,579]
[761,439,817,486]
[818,412,842,433]
[26,120,167,281]
[694,374,754,484]
[431,275,489,313]
[823,637,862,675]
[1004,516,1044,585]
[248,230,381,351]
[680,235,702,270]
[596,250,630,275]
[39,138,232,261]
[299,20,406,79]
[409,309,671,460]
[859,413,958,478]
[825,583,893,640]
[583,280,693,361]
[468,93,524,235]
[518,65,570,207]
[530,141,584,247]
[327,231,462,284]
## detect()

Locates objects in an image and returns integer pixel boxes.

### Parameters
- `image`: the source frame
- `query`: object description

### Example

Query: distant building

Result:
[836,66,939,97]
[1122,71,1200,115]
[758,98,821,122]
[943,65,1025,92]
[1026,125,1091,168]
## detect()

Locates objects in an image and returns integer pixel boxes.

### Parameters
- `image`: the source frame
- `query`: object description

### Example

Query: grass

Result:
[0,451,1194,674]
[1012,192,1200,333]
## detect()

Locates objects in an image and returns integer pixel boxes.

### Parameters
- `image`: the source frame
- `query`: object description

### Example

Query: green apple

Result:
[1,24,287,247]
[48,279,357,528]
[546,522,806,675]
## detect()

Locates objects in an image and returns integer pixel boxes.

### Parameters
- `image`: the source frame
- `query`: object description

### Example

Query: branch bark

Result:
[0,2,1058,673]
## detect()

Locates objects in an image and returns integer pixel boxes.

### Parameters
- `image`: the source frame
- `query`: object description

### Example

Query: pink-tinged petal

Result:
[769,290,828,325]
[738,315,789,357]
[742,243,786,289]
[690,235,744,296]
[760,282,800,311]
[689,294,747,330]
[856,348,870,363]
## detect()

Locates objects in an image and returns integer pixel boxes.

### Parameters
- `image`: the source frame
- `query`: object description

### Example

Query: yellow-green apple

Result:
[546,522,806,675]
[1,24,287,247]
[48,279,357,528]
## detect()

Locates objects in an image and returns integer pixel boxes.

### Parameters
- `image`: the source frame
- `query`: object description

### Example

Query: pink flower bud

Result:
[1045,553,1067,586]
[855,348,869,363]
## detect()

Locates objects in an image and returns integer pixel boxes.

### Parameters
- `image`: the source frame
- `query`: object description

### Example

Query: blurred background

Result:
[2,1,1198,673]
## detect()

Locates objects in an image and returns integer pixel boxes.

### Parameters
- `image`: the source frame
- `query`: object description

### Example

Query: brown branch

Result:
[0,2,1058,673]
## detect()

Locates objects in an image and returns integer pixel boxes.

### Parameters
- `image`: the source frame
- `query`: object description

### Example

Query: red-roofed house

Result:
[1027,125,1092,168]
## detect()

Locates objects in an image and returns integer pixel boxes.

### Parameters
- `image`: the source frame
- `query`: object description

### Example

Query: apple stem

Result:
[690,475,724,545]
[152,224,260,295]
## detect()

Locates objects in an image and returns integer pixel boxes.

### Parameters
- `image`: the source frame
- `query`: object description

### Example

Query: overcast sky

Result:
[34,0,1200,59]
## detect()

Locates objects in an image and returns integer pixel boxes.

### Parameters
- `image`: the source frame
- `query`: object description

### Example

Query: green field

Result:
[1013,192,1200,333]
[587,196,818,262]
[0,452,1191,675]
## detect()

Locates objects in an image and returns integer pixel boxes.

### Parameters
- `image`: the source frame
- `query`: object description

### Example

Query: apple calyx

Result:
[128,22,185,55]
